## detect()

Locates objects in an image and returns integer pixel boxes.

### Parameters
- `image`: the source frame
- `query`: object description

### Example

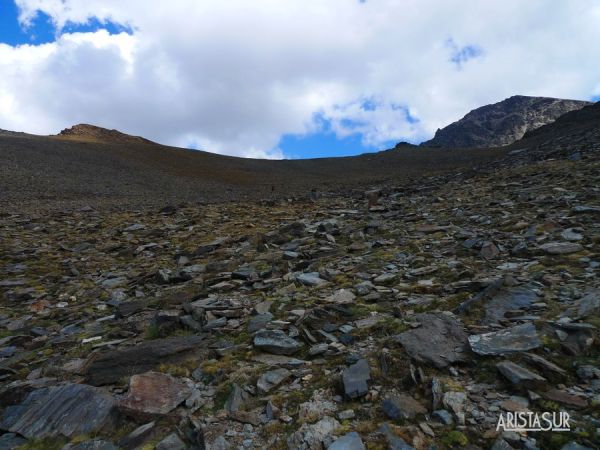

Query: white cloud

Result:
[1,0,600,158]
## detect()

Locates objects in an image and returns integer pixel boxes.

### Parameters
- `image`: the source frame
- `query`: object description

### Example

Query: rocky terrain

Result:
[421,96,591,148]
[1,103,600,449]
[55,124,157,146]
[0,129,510,212]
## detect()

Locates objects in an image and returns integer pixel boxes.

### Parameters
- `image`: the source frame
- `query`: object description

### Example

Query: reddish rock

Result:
[543,389,588,408]
[120,372,192,415]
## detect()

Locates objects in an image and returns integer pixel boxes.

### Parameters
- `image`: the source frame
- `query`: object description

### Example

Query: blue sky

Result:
[0,0,401,157]
[1,0,600,159]
[0,0,130,45]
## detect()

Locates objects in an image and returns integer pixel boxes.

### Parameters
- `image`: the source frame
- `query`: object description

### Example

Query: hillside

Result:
[0,128,510,212]
[421,95,591,148]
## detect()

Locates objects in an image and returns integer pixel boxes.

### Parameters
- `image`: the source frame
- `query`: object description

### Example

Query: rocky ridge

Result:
[0,142,599,449]
[421,96,592,148]
[56,124,156,145]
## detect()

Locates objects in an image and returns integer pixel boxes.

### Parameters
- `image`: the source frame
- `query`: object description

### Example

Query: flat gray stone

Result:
[247,313,273,332]
[496,361,546,384]
[225,383,246,413]
[469,323,541,356]
[539,242,583,255]
[0,432,26,450]
[342,359,371,399]
[483,285,538,324]
[577,289,600,319]
[325,289,356,304]
[382,394,427,420]
[156,433,186,450]
[0,383,116,439]
[328,432,365,450]
[297,272,327,286]
[256,368,292,393]
[253,330,300,355]
[394,313,469,368]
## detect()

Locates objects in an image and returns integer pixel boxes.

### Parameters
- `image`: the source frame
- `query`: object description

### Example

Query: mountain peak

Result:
[56,124,155,145]
[421,95,592,148]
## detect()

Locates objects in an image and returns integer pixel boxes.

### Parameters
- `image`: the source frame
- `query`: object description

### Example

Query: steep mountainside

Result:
[421,95,591,148]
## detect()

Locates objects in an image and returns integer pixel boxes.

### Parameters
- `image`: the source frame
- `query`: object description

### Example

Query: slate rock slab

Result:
[83,335,206,385]
[394,313,469,368]
[468,323,541,355]
[483,285,537,324]
[577,289,600,319]
[539,242,583,255]
[342,359,371,399]
[253,330,300,355]
[382,394,427,420]
[256,368,292,394]
[0,383,117,438]
[496,361,546,385]
[120,372,192,415]
[328,432,366,450]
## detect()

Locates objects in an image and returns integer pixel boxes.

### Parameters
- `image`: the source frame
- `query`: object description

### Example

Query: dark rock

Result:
[382,394,427,420]
[432,409,454,425]
[377,423,415,450]
[0,432,26,449]
[83,335,206,385]
[156,433,187,450]
[483,285,537,324]
[421,95,590,148]
[225,383,246,413]
[62,440,119,450]
[393,313,469,368]
[496,361,546,385]
[256,368,292,394]
[576,289,600,319]
[0,383,117,438]
[342,359,371,399]
[253,330,300,355]
[118,421,155,449]
[247,313,273,333]
[115,299,147,318]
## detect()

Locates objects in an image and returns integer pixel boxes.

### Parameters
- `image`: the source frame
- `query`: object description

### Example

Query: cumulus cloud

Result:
[1,0,599,158]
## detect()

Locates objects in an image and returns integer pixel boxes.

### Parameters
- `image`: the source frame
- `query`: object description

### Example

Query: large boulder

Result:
[393,313,469,368]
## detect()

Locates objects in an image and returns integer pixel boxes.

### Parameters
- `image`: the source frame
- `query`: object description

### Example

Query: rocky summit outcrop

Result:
[421,95,591,148]
[56,123,156,145]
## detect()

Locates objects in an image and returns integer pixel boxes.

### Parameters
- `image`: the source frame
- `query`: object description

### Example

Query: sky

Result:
[0,1,599,159]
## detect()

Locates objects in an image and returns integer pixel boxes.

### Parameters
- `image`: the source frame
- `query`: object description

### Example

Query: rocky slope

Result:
[0,130,510,213]
[0,138,599,449]
[421,95,592,148]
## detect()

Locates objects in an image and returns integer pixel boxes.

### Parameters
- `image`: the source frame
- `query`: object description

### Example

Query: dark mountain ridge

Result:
[421,95,591,148]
